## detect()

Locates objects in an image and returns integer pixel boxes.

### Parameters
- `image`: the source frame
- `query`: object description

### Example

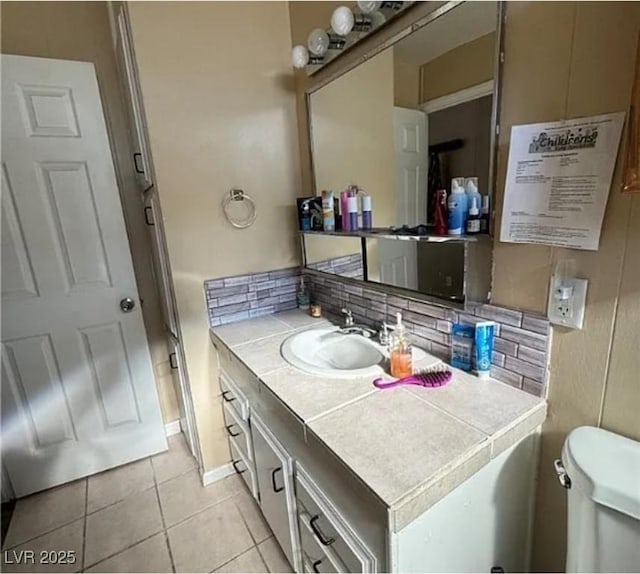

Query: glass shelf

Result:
[300,228,491,243]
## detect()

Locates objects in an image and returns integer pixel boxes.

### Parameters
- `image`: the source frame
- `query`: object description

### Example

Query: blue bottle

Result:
[447,178,466,235]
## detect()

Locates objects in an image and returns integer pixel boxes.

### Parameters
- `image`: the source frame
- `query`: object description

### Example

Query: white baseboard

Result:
[201,462,234,486]
[164,420,181,437]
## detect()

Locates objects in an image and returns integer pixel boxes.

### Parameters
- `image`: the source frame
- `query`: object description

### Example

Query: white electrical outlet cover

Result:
[547,275,588,329]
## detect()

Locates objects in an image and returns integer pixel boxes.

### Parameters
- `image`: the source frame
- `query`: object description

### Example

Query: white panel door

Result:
[377,108,428,290]
[1,54,167,497]
[378,240,418,291]
[393,107,428,227]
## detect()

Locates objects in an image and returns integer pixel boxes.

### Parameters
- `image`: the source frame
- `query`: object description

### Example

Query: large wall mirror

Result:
[303,1,503,306]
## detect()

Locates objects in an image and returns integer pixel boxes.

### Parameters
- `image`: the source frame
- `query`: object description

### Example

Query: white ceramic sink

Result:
[280,326,428,379]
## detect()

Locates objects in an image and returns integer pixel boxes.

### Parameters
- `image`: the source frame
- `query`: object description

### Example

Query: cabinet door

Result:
[143,187,179,336]
[251,414,299,571]
[167,334,198,459]
[114,3,154,190]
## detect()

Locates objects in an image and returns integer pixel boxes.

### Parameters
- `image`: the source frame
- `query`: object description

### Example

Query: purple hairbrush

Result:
[373,368,452,390]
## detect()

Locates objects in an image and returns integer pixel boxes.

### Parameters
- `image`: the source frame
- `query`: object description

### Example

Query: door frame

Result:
[420,80,495,115]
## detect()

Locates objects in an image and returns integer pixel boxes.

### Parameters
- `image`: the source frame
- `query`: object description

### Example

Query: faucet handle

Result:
[377,321,394,345]
[341,308,354,326]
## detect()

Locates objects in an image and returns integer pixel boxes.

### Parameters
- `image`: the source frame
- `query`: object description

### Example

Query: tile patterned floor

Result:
[1,434,293,573]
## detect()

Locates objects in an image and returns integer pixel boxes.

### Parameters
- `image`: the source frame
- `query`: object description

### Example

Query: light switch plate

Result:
[547,275,588,329]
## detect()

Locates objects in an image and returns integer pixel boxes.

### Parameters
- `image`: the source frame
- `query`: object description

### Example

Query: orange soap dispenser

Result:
[390,312,413,379]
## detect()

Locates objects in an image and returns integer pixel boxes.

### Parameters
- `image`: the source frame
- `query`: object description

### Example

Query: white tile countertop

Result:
[210,310,547,532]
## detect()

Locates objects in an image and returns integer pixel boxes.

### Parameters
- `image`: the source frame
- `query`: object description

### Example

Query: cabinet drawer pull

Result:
[309,515,335,546]
[312,559,323,573]
[222,391,236,403]
[232,459,246,474]
[133,152,145,174]
[271,467,284,493]
[226,424,240,437]
[144,206,154,226]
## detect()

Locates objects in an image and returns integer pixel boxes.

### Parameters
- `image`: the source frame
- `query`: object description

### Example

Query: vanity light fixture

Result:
[331,6,373,36]
[291,45,323,69]
[307,28,346,57]
[291,0,413,71]
[357,0,404,13]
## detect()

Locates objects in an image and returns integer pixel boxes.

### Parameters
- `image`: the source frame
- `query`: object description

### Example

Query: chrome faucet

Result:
[339,308,376,339]
[341,308,354,327]
[378,321,392,346]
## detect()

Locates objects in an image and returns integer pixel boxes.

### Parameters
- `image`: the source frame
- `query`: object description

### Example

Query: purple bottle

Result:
[361,195,372,229]
[340,190,350,231]
[348,194,358,231]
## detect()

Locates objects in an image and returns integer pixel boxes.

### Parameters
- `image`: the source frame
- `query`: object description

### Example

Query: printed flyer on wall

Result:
[500,112,625,251]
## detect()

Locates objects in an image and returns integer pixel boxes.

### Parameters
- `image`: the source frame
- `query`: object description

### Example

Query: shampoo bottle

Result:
[361,194,373,229]
[296,276,310,310]
[347,192,359,231]
[321,190,335,231]
[447,178,466,235]
[434,189,448,235]
[464,177,481,223]
[480,195,490,233]
[390,312,412,378]
[466,196,481,234]
[340,190,350,231]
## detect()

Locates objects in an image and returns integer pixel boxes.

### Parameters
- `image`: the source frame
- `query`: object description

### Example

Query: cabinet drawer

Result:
[220,370,249,421]
[223,400,252,462]
[299,510,344,573]
[296,466,376,573]
[229,437,258,500]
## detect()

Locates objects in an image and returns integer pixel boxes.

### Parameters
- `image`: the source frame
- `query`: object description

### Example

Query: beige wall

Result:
[305,235,361,267]
[289,2,640,572]
[311,48,395,226]
[394,57,420,109]
[493,4,640,571]
[420,32,495,103]
[0,1,180,424]
[289,1,346,200]
[126,1,301,471]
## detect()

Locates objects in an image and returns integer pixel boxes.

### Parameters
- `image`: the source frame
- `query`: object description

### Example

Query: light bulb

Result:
[307,28,330,56]
[357,0,383,14]
[331,6,355,36]
[369,10,387,28]
[291,45,309,69]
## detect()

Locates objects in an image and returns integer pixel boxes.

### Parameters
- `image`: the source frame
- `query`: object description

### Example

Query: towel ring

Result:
[222,189,256,229]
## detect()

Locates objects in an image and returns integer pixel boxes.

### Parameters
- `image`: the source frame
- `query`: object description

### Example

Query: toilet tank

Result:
[560,426,640,573]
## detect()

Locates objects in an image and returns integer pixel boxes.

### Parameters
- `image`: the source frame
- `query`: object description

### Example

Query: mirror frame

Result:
[623,32,640,193]
[302,0,506,309]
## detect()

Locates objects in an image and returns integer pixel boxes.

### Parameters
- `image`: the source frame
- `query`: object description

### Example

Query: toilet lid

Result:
[562,426,640,520]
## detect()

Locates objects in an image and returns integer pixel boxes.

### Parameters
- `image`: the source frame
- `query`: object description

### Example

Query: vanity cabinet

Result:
[214,335,540,574]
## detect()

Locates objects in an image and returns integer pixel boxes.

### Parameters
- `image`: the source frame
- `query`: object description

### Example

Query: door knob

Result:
[120,297,136,313]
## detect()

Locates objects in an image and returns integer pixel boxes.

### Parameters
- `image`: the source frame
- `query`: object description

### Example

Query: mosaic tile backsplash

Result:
[306,253,364,280]
[204,267,551,397]
[204,267,300,326]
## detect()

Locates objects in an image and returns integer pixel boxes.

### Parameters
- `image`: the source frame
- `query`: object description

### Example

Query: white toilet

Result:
[555,426,640,573]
